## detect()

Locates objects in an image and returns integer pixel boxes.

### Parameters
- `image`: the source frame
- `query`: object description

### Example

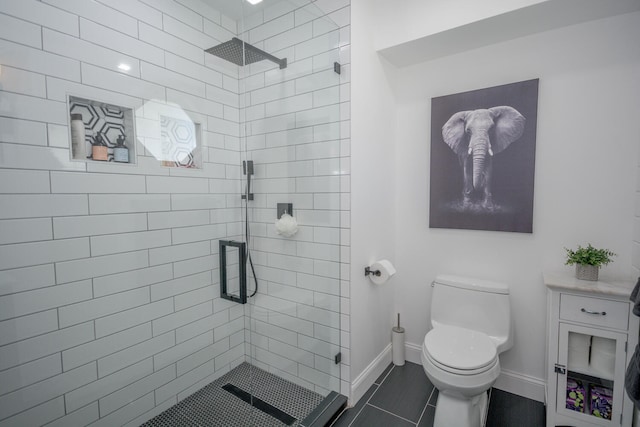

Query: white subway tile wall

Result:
[0,0,350,425]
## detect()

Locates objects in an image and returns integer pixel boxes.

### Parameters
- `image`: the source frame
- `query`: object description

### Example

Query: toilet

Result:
[421,275,513,427]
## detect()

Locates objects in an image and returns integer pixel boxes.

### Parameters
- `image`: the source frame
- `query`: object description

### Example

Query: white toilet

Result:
[421,275,513,427]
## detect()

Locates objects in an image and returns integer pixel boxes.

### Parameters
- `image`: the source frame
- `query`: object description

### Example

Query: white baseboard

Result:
[405,341,422,364]
[493,368,546,403]
[350,343,392,406]
[404,341,546,403]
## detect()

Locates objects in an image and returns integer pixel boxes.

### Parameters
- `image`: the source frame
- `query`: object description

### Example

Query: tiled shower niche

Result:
[136,100,203,169]
[67,95,137,164]
[158,114,202,169]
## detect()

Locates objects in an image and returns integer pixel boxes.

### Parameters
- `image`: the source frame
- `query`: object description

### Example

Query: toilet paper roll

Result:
[591,336,616,354]
[369,259,396,285]
[568,333,591,348]
[568,346,589,370]
[568,332,590,369]
[591,349,615,378]
[591,336,616,378]
[392,326,405,366]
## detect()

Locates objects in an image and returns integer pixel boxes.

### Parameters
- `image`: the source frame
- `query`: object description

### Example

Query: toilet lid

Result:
[425,325,497,371]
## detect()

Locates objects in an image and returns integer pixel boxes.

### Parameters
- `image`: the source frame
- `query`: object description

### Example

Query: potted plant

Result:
[565,244,616,281]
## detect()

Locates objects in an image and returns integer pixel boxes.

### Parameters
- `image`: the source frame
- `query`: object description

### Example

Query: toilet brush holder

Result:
[392,313,405,366]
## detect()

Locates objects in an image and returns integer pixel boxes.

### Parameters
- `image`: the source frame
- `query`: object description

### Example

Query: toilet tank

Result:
[430,274,513,353]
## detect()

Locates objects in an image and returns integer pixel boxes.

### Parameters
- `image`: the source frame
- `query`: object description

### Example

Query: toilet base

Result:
[433,389,490,427]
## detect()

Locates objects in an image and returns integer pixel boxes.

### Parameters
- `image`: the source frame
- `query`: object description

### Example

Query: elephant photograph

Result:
[429,79,539,233]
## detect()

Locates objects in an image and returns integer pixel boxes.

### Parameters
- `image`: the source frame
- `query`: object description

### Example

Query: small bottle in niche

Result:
[70,113,86,160]
[114,135,129,163]
[91,133,109,161]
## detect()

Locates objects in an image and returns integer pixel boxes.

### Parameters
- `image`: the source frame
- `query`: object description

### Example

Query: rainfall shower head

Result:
[205,37,287,69]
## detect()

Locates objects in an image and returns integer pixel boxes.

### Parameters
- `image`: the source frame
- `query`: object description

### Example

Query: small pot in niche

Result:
[91,133,108,161]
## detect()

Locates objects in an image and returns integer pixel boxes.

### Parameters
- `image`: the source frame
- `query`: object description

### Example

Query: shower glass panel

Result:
[235,0,345,424]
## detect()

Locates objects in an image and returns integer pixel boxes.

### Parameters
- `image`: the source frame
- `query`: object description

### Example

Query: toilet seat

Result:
[424,325,497,375]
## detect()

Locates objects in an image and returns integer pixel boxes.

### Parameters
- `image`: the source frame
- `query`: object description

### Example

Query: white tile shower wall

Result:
[239,0,351,398]
[0,0,248,425]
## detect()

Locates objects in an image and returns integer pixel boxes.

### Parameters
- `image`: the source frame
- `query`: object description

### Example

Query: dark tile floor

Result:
[332,362,545,427]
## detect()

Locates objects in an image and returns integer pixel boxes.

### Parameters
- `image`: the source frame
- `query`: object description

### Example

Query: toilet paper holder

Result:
[365,259,396,284]
[364,266,382,277]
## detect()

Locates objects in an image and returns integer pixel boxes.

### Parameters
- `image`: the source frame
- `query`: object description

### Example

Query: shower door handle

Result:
[219,240,247,304]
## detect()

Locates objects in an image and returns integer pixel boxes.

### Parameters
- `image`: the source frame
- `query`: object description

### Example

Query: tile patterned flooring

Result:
[331,362,545,427]
[140,362,323,427]
[137,360,544,426]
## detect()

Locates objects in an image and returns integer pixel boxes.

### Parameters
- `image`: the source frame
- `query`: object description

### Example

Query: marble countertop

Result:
[544,271,636,298]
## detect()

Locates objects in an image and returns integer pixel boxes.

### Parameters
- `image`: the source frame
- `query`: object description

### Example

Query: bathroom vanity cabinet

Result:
[545,273,639,427]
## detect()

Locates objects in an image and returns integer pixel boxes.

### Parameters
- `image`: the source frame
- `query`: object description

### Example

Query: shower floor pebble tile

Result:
[140,362,323,427]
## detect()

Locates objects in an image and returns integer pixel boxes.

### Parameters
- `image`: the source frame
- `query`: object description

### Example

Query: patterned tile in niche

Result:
[70,99,125,161]
[160,115,201,169]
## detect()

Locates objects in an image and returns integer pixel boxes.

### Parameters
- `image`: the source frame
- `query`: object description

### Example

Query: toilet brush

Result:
[392,313,405,366]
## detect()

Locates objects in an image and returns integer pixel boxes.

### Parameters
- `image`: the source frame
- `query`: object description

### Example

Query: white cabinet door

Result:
[556,322,627,426]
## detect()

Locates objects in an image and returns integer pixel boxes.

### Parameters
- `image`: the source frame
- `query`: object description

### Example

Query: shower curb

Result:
[299,391,348,427]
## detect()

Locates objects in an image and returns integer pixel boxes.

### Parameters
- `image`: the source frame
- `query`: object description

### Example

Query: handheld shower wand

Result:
[241,160,254,201]
[240,160,258,298]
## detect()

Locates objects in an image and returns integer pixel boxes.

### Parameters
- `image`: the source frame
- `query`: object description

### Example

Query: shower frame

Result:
[229,0,348,424]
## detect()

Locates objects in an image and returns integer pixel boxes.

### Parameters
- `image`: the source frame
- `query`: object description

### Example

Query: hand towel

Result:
[626,344,640,409]
[630,277,640,316]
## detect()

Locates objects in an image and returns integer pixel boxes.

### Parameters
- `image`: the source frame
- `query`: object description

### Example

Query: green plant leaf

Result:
[565,244,616,267]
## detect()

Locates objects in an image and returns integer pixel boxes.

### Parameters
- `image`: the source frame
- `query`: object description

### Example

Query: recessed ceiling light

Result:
[246,0,263,4]
[117,63,131,71]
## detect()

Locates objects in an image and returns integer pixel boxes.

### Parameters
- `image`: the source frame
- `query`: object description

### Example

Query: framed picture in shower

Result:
[429,79,539,233]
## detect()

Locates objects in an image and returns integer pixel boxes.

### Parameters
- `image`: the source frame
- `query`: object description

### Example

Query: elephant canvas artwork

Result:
[429,79,539,233]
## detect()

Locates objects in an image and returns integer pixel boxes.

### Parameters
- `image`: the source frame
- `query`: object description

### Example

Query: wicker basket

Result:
[575,264,599,281]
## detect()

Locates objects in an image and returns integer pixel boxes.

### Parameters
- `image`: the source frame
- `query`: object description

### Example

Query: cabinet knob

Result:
[581,308,606,315]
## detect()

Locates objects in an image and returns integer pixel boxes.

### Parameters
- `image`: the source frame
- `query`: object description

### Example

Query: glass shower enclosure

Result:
[232,1,346,424]
[0,0,346,426]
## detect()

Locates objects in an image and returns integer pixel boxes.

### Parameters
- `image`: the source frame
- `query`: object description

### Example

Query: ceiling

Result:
[201,0,272,21]
[201,0,317,22]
